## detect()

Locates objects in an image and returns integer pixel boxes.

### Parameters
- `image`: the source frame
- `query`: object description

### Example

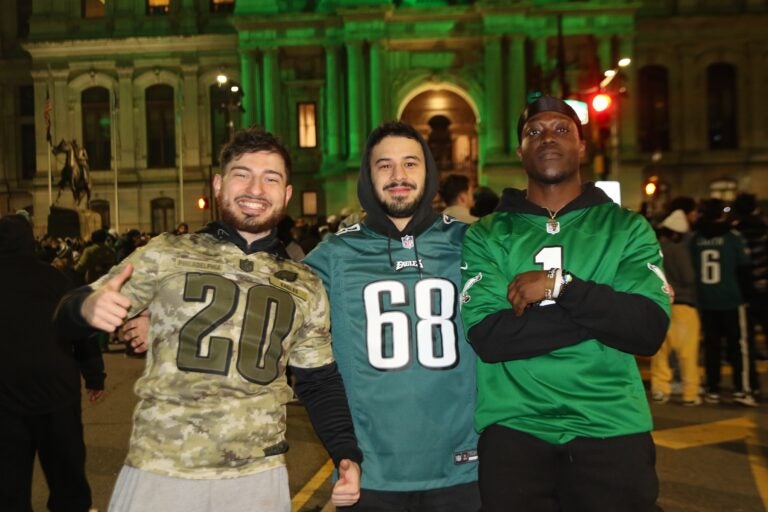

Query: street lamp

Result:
[595,57,631,179]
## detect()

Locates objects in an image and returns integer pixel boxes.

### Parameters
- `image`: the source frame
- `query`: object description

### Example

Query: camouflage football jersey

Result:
[93,233,334,479]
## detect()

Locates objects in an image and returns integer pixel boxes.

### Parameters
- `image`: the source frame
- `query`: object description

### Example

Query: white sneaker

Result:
[733,392,757,407]
[651,391,669,404]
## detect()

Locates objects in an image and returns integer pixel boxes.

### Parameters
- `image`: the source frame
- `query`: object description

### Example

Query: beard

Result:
[217,194,286,236]
[376,182,424,219]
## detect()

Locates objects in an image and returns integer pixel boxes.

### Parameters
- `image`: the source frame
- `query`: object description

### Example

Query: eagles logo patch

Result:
[239,259,254,272]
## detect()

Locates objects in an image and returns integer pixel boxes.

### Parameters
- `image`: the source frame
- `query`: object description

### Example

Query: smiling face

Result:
[369,135,426,224]
[213,150,293,244]
[517,111,586,186]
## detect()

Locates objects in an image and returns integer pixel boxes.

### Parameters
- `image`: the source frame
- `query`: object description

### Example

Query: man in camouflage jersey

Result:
[56,128,361,512]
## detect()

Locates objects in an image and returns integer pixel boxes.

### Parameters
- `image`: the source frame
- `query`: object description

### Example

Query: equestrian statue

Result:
[52,139,92,207]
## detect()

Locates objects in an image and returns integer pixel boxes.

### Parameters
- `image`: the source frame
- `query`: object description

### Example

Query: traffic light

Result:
[197,196,209,210]
[591,93,612,113]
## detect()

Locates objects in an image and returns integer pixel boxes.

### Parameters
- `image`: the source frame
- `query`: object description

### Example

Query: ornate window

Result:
[707,63,738,149]
[82,0,106,18]
[82,86,111,170]
[211,0,235,13]
[637,65,670,152]
[298,102,317,148]
[145,84,176,168]
[147,0,169,15]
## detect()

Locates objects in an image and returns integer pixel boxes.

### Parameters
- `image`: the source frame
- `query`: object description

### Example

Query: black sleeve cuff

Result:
[55,286,98,339]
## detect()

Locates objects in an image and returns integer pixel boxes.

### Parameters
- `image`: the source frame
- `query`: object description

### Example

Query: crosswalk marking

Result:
[291,459,334,512]
[652,415,756,449]
[654,412,767,511]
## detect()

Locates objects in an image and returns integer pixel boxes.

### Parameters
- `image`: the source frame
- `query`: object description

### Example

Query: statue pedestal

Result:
[48,207,102,239]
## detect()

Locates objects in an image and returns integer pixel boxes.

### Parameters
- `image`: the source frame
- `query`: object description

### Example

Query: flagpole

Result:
[47,143,52,207]
[44,83,53,207]
[111,90,120,232]
[177,81,184,223]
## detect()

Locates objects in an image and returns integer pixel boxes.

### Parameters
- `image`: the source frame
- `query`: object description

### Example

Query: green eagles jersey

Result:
[691,230,750,310]
[93,233,334,479]
[304,216,478,492]
[461,202,670,444]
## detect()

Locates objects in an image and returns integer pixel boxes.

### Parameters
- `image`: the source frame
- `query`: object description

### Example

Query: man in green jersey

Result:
[305,121,480,511]
[55,128,361,512]
[692,197,756,406]
[460,96,671,512]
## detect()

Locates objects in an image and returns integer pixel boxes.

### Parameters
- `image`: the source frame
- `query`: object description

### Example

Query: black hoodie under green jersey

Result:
[304,128,478,491]
[460,182,670,443]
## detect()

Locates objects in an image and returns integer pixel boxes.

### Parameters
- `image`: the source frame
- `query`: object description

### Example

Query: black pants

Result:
[700,308,752,393]
[340,481,480,512]
[0,401,92,512]
[478,425,658,512]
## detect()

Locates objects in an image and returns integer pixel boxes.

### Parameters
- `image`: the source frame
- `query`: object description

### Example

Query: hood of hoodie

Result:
[357,130,440,239]
[0,215,36,258]
[497,181,613,216]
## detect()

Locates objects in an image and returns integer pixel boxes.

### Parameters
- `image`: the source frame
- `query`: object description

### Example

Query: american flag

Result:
[44,86,52,145]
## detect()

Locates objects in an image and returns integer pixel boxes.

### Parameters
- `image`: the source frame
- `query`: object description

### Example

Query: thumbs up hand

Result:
[81,263,134,332]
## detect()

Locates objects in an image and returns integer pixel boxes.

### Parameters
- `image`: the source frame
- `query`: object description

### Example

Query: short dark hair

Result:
[439,174,471,206]
[732,193,757,216]
[91,229,108,243]
[668,196,697,215]
[699,198,725,222]
[366,121,422,152]
[219,127,292,182]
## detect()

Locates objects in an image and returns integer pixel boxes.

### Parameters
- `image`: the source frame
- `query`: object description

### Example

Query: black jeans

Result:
[478,424,658,512]
[0,401,92,512]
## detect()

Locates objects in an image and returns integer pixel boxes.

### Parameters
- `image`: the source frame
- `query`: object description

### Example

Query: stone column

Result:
[346,41,364,161]
[324,45,341,159]
[483,36,503,156]
[262,48,278,132]
[181,64,199,166]
[369,41,382,130]
[117,67,135,169]
[507,35,526,150]
[239,50,254,128]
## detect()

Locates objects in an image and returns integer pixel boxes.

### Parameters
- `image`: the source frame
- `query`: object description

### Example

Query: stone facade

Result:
[1,0,766,234]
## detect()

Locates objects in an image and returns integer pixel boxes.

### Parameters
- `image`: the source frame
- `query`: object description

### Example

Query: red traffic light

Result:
[591,93,612,113]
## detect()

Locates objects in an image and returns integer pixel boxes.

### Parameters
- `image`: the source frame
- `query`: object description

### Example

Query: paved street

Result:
[32,348,768,512]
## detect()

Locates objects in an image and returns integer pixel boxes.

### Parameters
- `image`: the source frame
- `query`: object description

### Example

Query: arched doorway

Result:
[399,88,478,183]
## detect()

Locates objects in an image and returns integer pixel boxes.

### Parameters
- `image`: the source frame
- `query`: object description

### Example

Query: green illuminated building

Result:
[1,0,766,233]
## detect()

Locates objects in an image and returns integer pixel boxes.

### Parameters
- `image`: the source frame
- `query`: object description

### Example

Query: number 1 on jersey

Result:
[534,246,563,306]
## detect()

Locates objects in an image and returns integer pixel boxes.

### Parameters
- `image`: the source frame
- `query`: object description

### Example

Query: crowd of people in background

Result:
[649,192,767,408]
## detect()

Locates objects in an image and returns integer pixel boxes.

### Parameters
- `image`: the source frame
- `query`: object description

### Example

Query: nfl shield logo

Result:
[401,235,414,249]
[239,259,254,272]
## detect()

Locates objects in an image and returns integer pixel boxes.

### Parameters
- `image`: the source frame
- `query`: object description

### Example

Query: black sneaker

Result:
[704,392,720,404]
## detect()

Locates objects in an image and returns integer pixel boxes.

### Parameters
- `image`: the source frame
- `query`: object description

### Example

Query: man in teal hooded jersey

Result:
[460,96,671,512]
[305,121,480,511]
